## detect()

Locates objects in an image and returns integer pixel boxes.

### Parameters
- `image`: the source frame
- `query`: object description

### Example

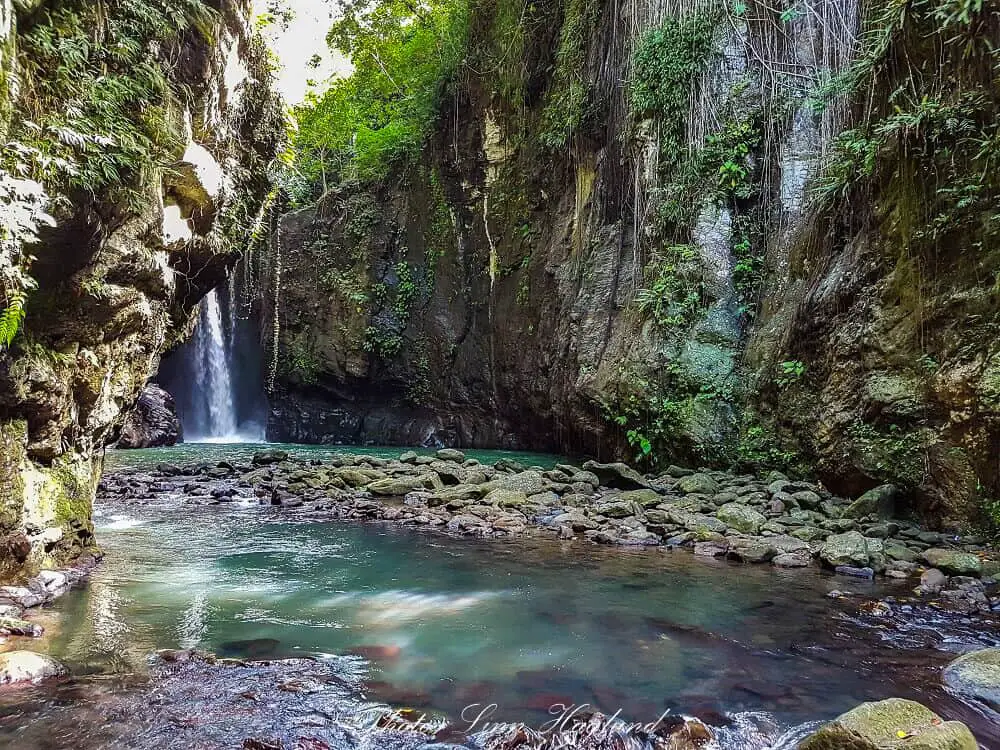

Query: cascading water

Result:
[196,289,239,440]
[159,267,268,442]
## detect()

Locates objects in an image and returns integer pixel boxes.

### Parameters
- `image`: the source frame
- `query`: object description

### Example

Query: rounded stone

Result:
[943,648,1000,710]
[799,697,976,750]
[0,651,66,685]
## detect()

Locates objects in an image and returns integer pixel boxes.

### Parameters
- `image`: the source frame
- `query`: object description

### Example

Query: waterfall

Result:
[159,271,268,443]
[198,289,239,440]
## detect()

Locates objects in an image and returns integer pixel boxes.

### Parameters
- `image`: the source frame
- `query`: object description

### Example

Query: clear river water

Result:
[3,443,998,748]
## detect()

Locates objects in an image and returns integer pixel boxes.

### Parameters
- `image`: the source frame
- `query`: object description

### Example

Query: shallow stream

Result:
[3,444,999,748]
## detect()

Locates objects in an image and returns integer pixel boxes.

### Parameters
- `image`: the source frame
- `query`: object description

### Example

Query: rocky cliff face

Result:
[0,0,282,579]
[267,0,998,528]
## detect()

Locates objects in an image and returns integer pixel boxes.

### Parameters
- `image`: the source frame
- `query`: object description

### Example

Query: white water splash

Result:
[322,590,502,625]
[100,515,147,531]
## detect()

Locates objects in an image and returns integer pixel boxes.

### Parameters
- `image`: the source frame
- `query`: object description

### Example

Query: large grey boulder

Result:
[819,531,882,568]
[799,698,976,750]
[582,461,648,490]
[943,648,1000,710]
[117,383,182,448]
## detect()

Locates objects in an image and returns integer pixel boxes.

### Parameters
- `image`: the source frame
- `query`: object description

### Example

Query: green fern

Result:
[0,294,27,349]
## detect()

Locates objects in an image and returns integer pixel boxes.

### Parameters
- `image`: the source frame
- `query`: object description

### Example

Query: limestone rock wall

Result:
[267,0,998,528]
[0,0,282,579]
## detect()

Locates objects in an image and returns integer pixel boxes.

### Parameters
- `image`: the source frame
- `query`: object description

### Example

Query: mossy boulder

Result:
[819,531,882,568]
[844,485,899,520]
[484,488,530,508]
[496,471,546,495]
[716,503,765,534]
[727,537,776,563]
[921,549,982,577]
[616,489,663,509]
[943,648,1000,710]
[799,698,976,750]
[367,475,432,496]
[677,473,720,495]
[582,461,648,490]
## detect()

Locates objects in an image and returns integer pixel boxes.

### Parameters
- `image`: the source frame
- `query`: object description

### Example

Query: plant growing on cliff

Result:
[775,360,806,388]
[631,13,716,162]
[538,0,601,150]
[634,245,704,331]
[7,0,217,198]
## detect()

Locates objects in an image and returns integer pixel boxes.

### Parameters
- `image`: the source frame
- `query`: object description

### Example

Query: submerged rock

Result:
[799,698,976,750]
[943,648,1000,711]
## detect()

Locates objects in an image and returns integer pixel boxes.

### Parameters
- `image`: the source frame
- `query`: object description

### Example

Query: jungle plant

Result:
[775,360,806,388]
[634,244,703,331]
[631,13,716,162]
[289,0,470,194]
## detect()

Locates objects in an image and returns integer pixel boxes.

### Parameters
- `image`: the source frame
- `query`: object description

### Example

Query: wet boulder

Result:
[0,651,66,685]
[799,698,976,750]
[252,450,289,466]
[921,549,982,577]
[727,537,776,563]
[943,648,1000,711]
[581,461,648,490]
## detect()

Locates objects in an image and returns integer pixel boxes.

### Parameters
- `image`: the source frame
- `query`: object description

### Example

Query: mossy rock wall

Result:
[268,0,1000,528]
[0,0,282,580]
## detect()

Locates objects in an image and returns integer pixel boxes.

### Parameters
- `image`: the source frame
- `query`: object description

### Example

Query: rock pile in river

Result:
[98,450,998,592]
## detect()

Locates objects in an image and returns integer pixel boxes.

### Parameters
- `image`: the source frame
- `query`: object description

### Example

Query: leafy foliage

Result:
[6,0,216,198]
[634,244,704,331]
[605,363,720,468]
[538,0,601,149]
[631,14,716,162]
[288,0,470,199]
[807,0,1000,262]
[0,293,26,349]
